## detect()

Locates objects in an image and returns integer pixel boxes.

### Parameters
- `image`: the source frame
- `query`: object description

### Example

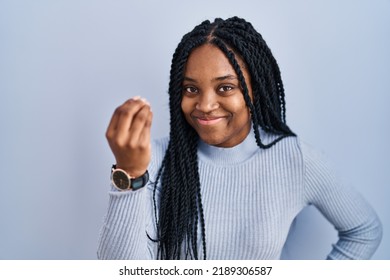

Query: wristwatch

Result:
[111,165,149,191]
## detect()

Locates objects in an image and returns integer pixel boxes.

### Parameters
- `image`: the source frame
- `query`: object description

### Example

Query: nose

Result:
[195,91,219,112]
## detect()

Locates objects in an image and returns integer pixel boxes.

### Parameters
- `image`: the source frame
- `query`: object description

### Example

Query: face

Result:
[181,44,253,148]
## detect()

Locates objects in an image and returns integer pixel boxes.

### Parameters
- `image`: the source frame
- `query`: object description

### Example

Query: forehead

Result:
[184,44,238,77]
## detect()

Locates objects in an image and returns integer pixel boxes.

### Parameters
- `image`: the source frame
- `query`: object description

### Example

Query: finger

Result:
[106,97,138,136]
[106,109,120,140]
[115,99,146,132]
[126,97,150,133]
[138,108,153,149]
[128,104,152,145]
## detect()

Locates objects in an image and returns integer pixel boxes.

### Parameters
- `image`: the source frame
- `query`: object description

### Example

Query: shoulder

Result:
[296,139,337,180]
[275,136,339,189]
[297,139,329,163]
[296,139,349,204]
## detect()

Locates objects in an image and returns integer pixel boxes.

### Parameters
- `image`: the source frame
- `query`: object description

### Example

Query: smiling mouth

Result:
[195,117,224,125]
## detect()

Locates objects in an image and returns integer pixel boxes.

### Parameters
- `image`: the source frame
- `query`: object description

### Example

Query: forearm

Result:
[301,140,383,260]
[327,215,382,260]
[97,188,155,259]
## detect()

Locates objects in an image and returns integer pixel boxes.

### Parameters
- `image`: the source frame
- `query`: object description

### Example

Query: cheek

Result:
[181,98,193,119]
[227,98,251,124]
[181,98,187,113]
[226,95,248,113]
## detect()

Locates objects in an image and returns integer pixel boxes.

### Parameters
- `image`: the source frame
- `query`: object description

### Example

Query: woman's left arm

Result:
[301,141,383,259]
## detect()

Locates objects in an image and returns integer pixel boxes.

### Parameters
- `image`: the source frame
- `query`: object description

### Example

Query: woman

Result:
[98,17,382,260]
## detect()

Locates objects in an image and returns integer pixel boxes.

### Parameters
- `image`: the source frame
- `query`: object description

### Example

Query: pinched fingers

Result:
[128,103,153,149]
[105,96,153,176]
[106,96,150,145]
[137,107,153,150]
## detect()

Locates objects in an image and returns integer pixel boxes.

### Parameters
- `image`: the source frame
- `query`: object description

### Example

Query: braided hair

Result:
[151,16,296,260]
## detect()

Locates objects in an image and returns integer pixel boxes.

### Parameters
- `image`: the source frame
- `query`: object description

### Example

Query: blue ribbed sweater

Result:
[97,129,382,259]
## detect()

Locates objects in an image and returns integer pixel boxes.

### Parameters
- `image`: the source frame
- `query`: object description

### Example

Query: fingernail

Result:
[141,98,150,106]
[133,96,141,100]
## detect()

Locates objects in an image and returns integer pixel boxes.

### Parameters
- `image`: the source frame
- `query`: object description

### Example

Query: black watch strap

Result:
[111,165,149,190]
[131,170,149,190]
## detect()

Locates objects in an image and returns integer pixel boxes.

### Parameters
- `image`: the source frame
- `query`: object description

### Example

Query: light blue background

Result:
[0,0,389,259]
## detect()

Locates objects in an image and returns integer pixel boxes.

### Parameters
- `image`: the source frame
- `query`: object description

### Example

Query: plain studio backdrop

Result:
[0,0,389,259]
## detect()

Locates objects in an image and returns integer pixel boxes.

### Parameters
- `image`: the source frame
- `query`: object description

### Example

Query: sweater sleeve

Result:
[97,186,157,259]
[97,138,168,260]
[301,141,382,259]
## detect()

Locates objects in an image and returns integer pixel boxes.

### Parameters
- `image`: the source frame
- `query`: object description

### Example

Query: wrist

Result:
[111,165,149,191]
[115,165,146,178]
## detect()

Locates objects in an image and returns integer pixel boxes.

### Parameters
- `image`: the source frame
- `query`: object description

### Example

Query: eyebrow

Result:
[183,74,238,83]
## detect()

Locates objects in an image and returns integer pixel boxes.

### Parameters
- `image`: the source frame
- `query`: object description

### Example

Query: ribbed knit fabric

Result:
[97,129,382,260]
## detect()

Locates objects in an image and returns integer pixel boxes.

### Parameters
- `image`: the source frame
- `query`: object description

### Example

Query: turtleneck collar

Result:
[197,128,260,165]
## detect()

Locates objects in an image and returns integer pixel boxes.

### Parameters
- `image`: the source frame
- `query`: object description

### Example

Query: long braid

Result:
[150,17,295,260]
[212,18,294,136]
[213,37,267,148]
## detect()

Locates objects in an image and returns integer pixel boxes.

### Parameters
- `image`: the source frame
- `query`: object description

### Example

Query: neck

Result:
[197,128,259,165]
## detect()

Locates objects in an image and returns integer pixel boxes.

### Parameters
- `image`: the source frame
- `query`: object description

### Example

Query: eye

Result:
[218,85,234,92]
[183,86,198,95]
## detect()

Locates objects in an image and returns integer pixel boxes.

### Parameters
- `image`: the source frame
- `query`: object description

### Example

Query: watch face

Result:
[112,170,130,190]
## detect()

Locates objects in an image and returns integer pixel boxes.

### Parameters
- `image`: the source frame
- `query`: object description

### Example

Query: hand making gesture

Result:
[106,96,153,178]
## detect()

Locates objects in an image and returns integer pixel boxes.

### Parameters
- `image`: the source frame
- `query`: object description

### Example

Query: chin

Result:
[199,135,223,147]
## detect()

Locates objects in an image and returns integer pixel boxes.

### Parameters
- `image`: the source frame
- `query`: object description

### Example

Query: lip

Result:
[195,117,224,125]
